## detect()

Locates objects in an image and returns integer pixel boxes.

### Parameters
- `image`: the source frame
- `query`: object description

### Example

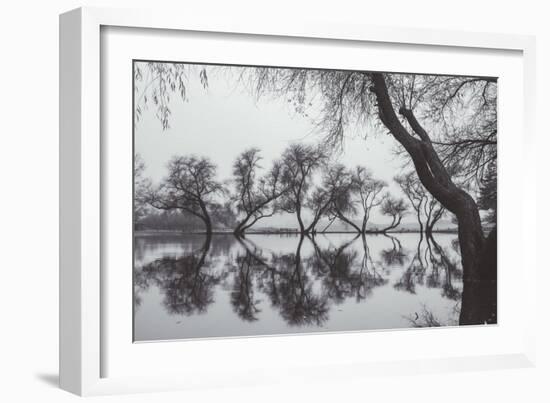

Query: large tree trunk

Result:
[197,232,212,269]
[234,218,248,237]
[459,226,497,324]
[296,206,306,234]
[370,73,494,325]
[198,199,213,235]
[380,214,403,233]
[334,210,361,233]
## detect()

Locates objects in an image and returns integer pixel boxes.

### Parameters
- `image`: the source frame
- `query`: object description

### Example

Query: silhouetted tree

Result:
[395,171,445,236]
[134,154,152,228]
[307,163,354,233]
[379,196,408,232]
[352,167,387,233]
[477,158,497,226]
[147,156,224,234]
[231,148,287,236]
[248,68,496,324]
[138,63,498,325]
[278,144,328,234]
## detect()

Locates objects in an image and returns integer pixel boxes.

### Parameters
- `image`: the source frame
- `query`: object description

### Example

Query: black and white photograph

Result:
[132,61,497,342]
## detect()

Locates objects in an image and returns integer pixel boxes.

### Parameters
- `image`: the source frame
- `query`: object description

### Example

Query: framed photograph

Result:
[60,7,537,396]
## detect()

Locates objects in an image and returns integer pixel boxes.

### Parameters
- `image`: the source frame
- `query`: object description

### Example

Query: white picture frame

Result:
[60,6,537,396]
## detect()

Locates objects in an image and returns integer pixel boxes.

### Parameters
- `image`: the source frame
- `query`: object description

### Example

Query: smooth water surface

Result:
[134,233,463,341]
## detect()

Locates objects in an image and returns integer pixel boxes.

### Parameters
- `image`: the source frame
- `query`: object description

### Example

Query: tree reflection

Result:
[228,241,263,322]
[134,231,496,332]
[380,235,407,266]
[137,235,223,315]
[270,236,329,326]
[425,235,462,301]
[236,237,281,309]
[309,235,359,304]
[355,235,388,300]
[459,228,497,325]
[309,235,387,303]
[393,234,461,300]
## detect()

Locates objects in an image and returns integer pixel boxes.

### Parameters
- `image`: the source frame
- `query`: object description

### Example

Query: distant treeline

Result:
[134,145,496,237]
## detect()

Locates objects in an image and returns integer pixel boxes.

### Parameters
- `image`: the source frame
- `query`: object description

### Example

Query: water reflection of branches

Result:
[237,237,281,308]
[393,235,461,301]
[228,242,263,322]
[309,235,387,303]
[405,303,461,328]
[426,236,462,301]
[271,236,329,326]
[137,235,223,315]
[309,235,359,304]
[356,235,388,300]
[380,235,407,266]
[134,233,471,330]
[235,236,329,327]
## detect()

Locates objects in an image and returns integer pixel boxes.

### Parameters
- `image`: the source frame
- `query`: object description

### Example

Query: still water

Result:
[134,233,463,341]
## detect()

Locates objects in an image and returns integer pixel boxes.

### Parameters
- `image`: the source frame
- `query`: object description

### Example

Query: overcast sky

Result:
[134,62,416,227]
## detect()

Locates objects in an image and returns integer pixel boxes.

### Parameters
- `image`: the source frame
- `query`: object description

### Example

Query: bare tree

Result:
[134,153,152,228]
[412,75,497,187]
[477,158,497,226]
[246,68,495,323]
[394,172,425,233]
[352,167,386,233]
[278,144,328,234]
[395,171,445,236]
[322,165,386,234]
[306,163,355,233]
[231,148,286,236]
[379,196,408,233]
[139,64,498,324]
[147,155,224,235]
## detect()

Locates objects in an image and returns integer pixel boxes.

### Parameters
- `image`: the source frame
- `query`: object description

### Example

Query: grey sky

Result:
[134,62,415,226]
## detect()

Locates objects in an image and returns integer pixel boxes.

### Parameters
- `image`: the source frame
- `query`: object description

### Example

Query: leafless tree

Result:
[352,167,387,233]
[147,155,224,235]
[138,63,498,324]
[278,144,328,234]
[378,196,408,233]
[307,163,355,233]
[231,148,287,236]
[395,171,445,236]
[134,153,152,227]
[322,165,386,234]
[247,68,495,324]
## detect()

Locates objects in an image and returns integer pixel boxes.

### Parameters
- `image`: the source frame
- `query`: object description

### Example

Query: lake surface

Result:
[134,232,463,341]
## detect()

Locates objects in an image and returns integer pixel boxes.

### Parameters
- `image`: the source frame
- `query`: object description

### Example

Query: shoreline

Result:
[134,229,460,236]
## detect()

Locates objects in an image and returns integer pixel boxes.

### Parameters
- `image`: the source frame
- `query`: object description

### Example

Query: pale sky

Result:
[134,62,414,227]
